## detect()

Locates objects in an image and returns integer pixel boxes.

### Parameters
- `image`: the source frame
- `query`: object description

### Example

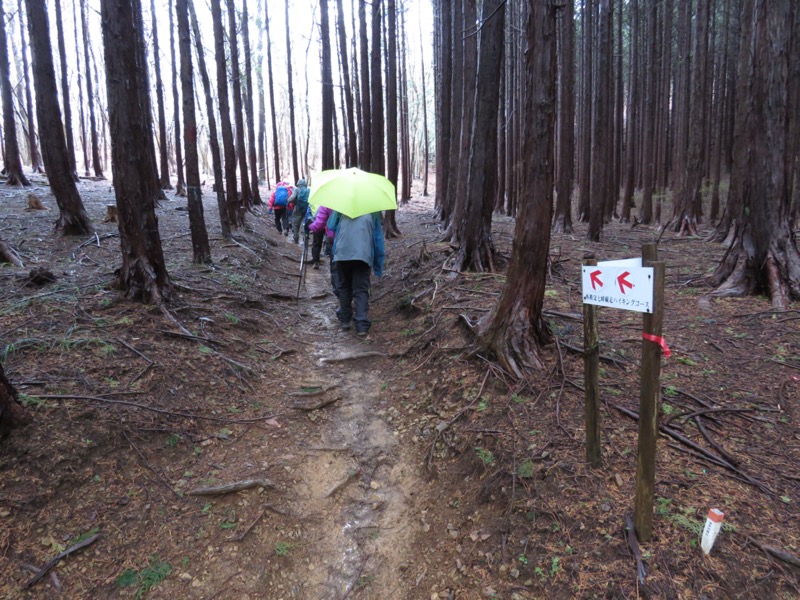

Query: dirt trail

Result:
[165,238,422,599]
[287,253,421,598]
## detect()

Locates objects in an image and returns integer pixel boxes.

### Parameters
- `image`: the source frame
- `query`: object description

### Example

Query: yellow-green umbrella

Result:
[309,167,396,218]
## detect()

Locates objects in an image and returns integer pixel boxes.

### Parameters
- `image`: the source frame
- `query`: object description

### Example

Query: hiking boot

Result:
[339,321,352,331]
[313,263,320,270]
[356,329,369,338]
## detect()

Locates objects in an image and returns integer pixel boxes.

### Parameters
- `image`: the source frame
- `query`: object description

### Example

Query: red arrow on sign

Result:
[590,270,603,290]
[617,271,634,294]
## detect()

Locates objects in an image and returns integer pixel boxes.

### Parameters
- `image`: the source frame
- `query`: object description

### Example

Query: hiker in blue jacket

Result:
[327,211,384,336]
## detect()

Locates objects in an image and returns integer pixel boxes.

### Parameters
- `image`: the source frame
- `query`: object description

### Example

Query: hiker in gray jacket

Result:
[326,211,385,336]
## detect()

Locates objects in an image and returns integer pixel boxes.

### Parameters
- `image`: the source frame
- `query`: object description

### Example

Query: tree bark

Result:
[188,0,230,239]
[25,0,93,235]
[477,0,556,376]
[53,0,77,180]
[227,0,252,207]
[212,0,241,227]
[453,0,504,271]
[150,0,172,189]
[168,0,186,196]
[177,0,210,263]
[81,0,104,178]
[577,0,592,222]
[711,0,800,307]
[358,0,372,170]
[0,0,30,186]
[554,0,575,233]
[284,0,300,181]
[588,0,611,241]
[17,0,43,174]
[672,0,710,235]
[72,0,90,176]
[102,0,172,303]
[384,0,400,237]
[320,0,335,170]
[637,0,658,223]
[241,0,261,204]
[263,0,280,183]
[335,0,357,166]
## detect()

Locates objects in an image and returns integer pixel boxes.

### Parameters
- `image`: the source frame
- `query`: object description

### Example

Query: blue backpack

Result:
[274,185,289,207]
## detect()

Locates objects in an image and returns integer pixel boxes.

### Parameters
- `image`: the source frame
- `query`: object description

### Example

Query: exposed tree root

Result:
[0,360,32,435]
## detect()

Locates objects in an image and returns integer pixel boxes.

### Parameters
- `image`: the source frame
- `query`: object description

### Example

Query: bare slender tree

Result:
[81,0,104,178]
[101,0,172,303]
[17,0,43,173]
[176,0,210,263]
[25,0,92,234]
[188,0,230,238]
[53,0,77,180]
[151,0,172,189]
[0,0,29,186]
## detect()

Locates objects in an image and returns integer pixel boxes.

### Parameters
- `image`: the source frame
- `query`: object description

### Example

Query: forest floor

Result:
[0,177,799,599]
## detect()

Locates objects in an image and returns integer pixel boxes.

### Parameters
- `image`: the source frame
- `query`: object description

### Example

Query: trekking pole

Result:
[296,231,309,301]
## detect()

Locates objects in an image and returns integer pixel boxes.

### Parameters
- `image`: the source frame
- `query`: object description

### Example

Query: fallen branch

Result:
[624,514,647,585]
[188,479,274,496]
[560,341,630,367]
[34,394,282,424]
[292,396,339,411]
[24,533,101,589]
[320,351,386,364]
[612,404,773,496]
[744,535,800,569]
[289,385,337,397]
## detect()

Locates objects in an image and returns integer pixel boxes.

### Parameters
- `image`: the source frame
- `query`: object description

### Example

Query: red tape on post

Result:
[642,332,671,357]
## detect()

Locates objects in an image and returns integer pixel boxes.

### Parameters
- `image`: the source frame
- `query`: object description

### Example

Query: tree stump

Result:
[104,204,118,223]
[0,361,32,436]
[26,193,46,210]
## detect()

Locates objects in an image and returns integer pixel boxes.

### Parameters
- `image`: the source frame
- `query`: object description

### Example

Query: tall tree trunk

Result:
[151,0,172,189]
[188,0,229,239]
[53,0,77,180]
[711,0,800,307]
[477,0,556,376]
[284,0,299,181]
[554,0,575,233]
[0,0,29,186]
[577,0,593,221]
[399,5,411,202]
[335,0,357,166]
[638,0,658,223]
[419,4,430,197]
[384,0,401,236]
[453,0,505,271]
[369,0,384,176]
[263,0,280,183]
[102,0,172,303]
[25,0,92,234]
[241,0,260,204]
[320,0,335,170]
[212,0,241,227]
[621,0,639,222]
[17,0,43,173]
[358,0,372,170]
[672,0,710,234]
[588,0,611,240]
[256,0,266,184]
[72,0,90,176]
[227,0,252,207]
[81,0,104,178]
[177,0,210,263]
[168,0,185,196]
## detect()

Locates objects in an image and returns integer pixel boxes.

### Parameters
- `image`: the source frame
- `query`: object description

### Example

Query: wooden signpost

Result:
[581,243,666,542]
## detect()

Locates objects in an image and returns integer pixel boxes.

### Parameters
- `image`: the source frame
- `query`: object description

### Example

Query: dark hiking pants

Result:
[311,231,324,263]
[274,207,288,233]
[335,260,371,332]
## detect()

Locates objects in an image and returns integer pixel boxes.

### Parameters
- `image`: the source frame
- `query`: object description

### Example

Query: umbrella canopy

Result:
[309,167,396,219]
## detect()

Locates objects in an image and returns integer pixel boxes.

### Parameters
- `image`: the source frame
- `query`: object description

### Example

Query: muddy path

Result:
[155,236,423,599]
